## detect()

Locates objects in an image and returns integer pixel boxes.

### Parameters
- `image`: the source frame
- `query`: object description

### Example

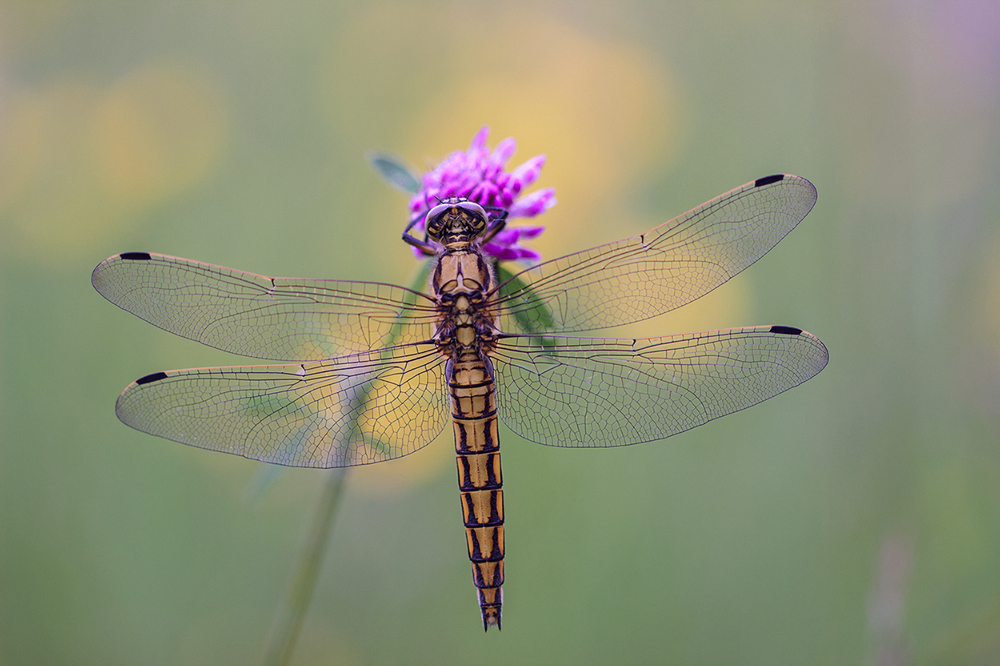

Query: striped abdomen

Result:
[448,353,504,631]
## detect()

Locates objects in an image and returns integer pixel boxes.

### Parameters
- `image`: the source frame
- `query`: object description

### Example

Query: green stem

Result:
[260,469,346,666]
[259,260,432,665]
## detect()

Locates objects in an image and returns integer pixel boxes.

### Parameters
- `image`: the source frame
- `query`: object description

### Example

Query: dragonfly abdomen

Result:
[448,356,504,631]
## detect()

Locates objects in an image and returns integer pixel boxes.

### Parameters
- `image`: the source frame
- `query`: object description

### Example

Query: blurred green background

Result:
[2,3,999,665]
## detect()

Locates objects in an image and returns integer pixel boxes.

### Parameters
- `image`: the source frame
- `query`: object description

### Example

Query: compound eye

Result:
[459,202,488,229]
[426,202,451,223]
[455,201,488,221]
[424,203,451,239]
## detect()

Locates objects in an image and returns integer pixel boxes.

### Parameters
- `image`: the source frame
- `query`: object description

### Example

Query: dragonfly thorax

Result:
[432,248,498,357]
[425,200,490,249]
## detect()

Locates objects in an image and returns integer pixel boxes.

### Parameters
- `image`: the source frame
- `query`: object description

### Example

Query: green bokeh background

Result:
[3,3,999,665]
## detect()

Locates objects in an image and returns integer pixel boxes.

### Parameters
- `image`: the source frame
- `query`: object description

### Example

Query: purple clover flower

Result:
[407,126,556,261]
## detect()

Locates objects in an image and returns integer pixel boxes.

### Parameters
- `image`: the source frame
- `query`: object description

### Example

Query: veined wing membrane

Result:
[493,175,817,334]
[116,342,449,467]
[92,252,438,362]
[492,325,828,447]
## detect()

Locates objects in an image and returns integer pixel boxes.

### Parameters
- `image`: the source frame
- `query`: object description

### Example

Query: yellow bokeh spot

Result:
[90,64,226,207]
[0,63,227,261]
[348,430,451,498]
[409,19,682,207]
[349,370,452,496]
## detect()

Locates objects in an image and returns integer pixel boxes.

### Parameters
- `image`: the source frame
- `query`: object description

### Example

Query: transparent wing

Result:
[92,252,438,361]
[492,325,828,447]
[493,175,817,334]
[115,343,449,467]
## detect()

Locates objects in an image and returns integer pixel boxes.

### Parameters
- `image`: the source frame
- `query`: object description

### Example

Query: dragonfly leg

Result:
[402,215,437,256]
[479,207,509,245]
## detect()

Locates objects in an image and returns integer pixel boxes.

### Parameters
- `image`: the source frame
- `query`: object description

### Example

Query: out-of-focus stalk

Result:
[259,261,432,666]
[260,468,346,666]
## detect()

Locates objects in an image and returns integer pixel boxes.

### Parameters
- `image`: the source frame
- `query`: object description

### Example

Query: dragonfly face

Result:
[92,174,828,632]
[424,200,491,248]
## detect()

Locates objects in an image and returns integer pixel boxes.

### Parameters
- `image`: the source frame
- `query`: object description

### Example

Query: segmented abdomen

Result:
[448,354,504,630]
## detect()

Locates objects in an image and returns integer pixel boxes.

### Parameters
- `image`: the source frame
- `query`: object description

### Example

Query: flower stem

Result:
[258,260,431,665]
[260,468,347,666]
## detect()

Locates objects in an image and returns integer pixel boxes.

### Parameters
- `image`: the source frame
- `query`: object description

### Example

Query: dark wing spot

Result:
[135,371,169,385]
[119,252,153,261]
[754,174,785,187]
[769,325,802,336]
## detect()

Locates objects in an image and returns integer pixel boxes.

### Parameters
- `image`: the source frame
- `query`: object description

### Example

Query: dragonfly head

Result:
[424,199,490,249]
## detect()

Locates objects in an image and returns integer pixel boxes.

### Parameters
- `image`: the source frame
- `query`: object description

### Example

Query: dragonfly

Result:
[92,173,828,631]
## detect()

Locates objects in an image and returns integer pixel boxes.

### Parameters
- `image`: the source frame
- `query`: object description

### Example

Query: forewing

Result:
[493,175,817,334]
[115,343,449,467]
[492,326,828,447]
[92,252,437,361]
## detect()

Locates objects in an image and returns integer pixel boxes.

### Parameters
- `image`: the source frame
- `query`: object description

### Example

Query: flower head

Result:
[407,126,556,261]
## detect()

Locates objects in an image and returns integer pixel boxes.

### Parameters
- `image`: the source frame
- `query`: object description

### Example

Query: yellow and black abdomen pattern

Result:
[448,354,504,630]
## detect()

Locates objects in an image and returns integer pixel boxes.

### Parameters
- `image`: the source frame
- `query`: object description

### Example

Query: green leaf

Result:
[367,150,421,194]
[497,264,557,349]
